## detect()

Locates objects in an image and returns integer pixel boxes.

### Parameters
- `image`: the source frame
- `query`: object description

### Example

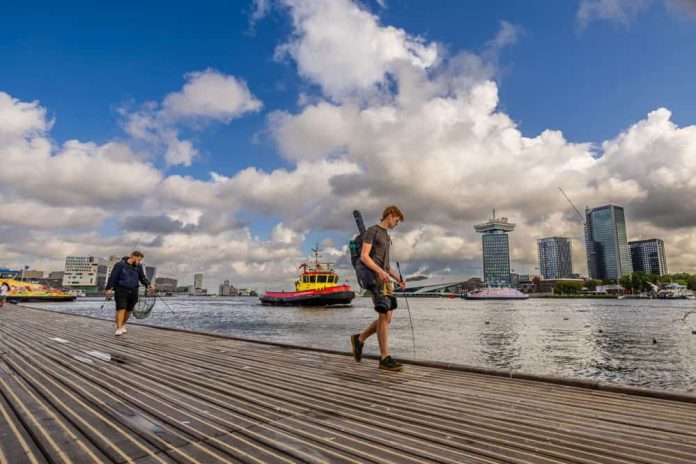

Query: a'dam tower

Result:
[474,210,516,285]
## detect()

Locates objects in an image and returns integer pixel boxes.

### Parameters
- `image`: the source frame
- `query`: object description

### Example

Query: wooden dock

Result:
[1,306,695,464]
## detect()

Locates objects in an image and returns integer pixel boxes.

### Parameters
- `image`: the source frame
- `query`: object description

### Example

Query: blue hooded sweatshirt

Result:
[105,257,150,292]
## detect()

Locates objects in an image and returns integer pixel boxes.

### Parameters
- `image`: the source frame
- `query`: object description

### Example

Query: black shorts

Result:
[114,287,138,312]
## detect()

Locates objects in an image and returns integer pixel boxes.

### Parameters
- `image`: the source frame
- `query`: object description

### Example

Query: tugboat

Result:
[259,246,355,306]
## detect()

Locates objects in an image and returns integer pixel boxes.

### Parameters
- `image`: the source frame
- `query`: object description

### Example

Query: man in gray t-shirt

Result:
[350,205,406,372]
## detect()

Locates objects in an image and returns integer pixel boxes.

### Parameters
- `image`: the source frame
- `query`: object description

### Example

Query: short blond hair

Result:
[381,205,404,221]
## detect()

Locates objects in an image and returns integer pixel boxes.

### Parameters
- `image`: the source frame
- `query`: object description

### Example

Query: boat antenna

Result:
[311,243,321,266]
[396,261,416,360]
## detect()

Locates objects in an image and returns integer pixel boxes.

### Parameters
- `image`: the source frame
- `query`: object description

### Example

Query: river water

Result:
[26,296,696,393]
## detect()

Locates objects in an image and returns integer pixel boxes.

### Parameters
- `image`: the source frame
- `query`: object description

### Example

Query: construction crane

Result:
[558,187,585,225]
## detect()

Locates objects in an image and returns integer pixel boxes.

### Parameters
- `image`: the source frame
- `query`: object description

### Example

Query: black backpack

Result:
[349,210,366,268]
[350,210,378,291]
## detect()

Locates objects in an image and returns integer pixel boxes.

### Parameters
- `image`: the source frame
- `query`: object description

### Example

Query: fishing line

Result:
[396,261,417,359]
[154,292,177,317]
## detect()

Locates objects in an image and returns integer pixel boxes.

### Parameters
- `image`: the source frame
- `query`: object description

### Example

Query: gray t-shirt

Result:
[363,225,391,271]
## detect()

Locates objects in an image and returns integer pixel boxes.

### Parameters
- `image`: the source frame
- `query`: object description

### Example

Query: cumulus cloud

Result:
[275,0,438,100]
[0,93,162,213]
[122,69,262,166]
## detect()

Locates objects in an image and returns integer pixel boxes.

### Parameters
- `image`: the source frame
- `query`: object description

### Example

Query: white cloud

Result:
[162,70,262,121]
[0,92,50,137]
[0,94,162,211]
[275,0,438,100]
[122,69,261,166]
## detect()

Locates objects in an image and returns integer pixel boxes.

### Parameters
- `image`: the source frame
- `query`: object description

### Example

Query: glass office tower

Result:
[629,239,668,275]
[475,211,515,284]
[584,205,633,281]
[537,237,573,279]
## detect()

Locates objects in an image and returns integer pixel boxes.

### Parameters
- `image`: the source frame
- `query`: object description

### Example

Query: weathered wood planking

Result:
[0,305,695,464]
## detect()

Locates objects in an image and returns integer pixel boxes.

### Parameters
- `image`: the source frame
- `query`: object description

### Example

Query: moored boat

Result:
[464,286,529,300]
[1,279,77,302]
[656,283,695,300]
[260,247,355,306]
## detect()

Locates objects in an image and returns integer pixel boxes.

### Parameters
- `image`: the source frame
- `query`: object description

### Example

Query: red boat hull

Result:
[260,285,355,306]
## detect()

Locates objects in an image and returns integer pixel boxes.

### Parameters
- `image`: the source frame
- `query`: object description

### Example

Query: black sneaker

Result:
[379,356,403,372]
[351,334,364,362]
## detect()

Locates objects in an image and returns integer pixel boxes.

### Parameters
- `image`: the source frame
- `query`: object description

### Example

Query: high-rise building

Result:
[537,237,573,279]
[629,239,668,275]
[584,205,633,281]
[194,273,204,289]
[155,277,178,292]
[474,211,515,284]
[145,266,157,283]
[62,256,108,296]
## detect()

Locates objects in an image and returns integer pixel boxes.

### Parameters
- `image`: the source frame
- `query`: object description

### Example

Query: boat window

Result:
[318,275,327,283]
[303,276,309,283]
[309,275,316,283]
[332,276,338,283]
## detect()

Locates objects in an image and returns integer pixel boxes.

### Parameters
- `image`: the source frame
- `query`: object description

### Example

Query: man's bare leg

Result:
[359,319,378,343]
[115,309,126,329]
[376,313,390,359]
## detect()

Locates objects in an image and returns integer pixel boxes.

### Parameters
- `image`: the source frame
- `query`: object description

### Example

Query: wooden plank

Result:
[3,305,696,464]
[0,386,48,464]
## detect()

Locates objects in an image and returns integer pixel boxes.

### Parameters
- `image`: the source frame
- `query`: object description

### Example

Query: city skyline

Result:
[2,200,679,290]
[2,1,696,287]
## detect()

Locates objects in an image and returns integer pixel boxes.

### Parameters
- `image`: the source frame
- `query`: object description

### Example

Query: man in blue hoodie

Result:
[105,251,154,336]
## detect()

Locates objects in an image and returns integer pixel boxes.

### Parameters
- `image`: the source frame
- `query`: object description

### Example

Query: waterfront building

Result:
[30,277,64,289]
[155,277,178,293]
[584,205,633,281]
[194,273,204,290]
[62,256,108,296]
[537,237,573,279]
[218,280,239,296]
[629,239,668,275]
[474,211,515,285]
[48,271,65,280]
[0,269,21,279]
[22,270,44,280]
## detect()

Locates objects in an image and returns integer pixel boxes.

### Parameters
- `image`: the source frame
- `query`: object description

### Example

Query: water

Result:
[25,296,696,393]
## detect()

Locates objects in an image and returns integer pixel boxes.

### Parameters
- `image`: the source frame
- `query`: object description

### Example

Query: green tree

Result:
[555,281,582,295]
[585,279,601,291]
[619,275,632,292]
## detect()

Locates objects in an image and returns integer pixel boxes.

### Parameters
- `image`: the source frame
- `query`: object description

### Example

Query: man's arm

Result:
[105,262,121,291]
[388,267,406,289]
[361,242,391,282]
[137,265,151,288]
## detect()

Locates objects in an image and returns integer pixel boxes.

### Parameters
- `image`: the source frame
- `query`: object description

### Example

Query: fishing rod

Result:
[396,261,416,359]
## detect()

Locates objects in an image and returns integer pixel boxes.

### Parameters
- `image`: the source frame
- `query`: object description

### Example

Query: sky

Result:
[1,0,696,289]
